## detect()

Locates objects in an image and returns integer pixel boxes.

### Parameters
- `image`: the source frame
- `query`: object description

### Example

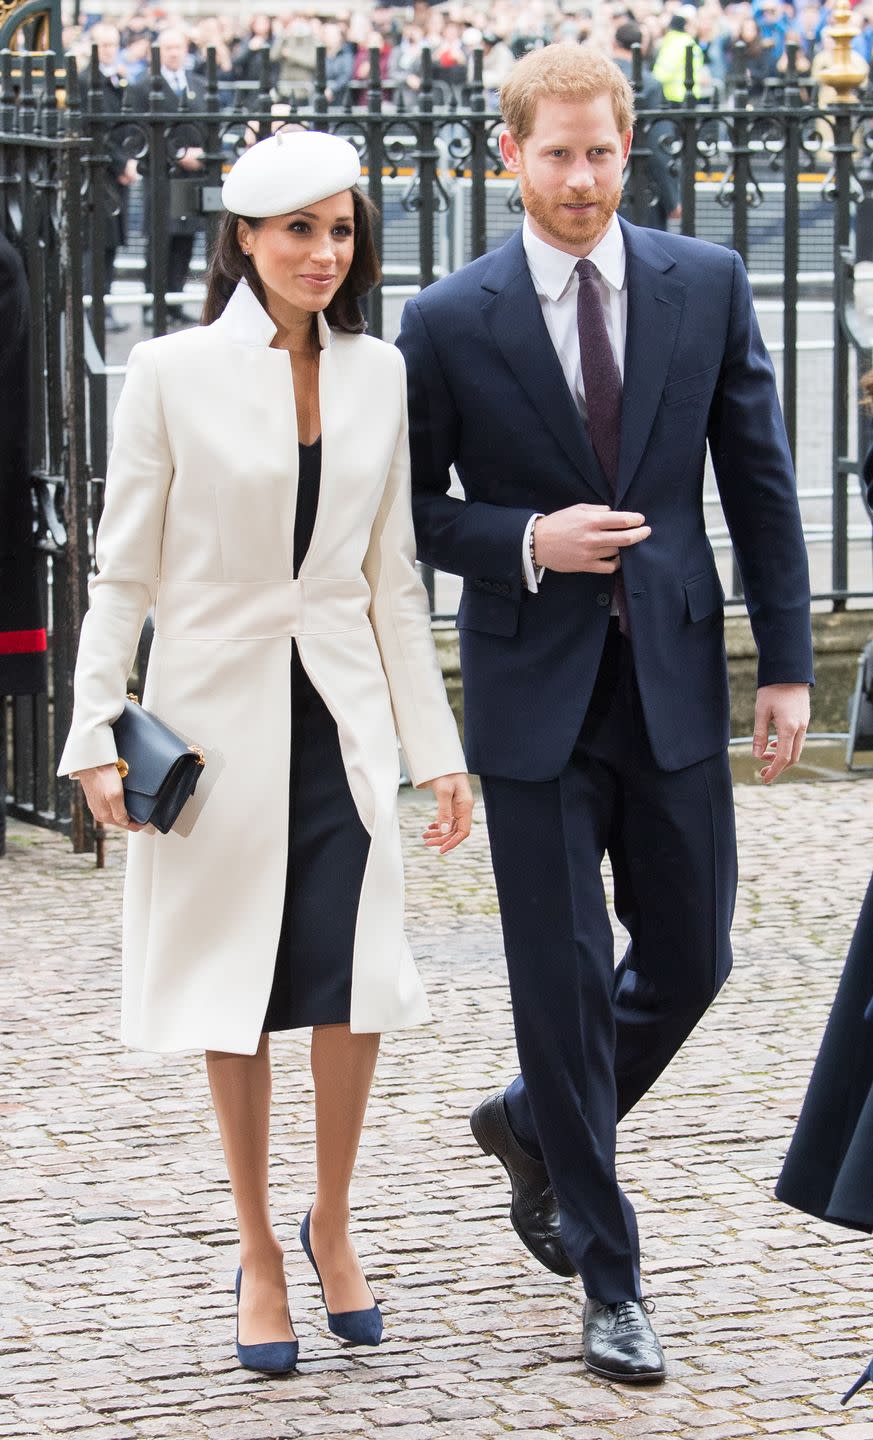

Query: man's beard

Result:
[519,168,623,250]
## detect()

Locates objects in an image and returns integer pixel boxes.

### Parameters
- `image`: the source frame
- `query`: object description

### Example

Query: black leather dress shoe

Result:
[582,1298,666,1383]
[470,1092,575,1278]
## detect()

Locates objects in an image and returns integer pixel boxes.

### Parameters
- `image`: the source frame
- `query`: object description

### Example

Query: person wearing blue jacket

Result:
[398,41,813,1385]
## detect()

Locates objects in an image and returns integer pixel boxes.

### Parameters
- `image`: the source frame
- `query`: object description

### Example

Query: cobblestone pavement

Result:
[3,778,873,1440]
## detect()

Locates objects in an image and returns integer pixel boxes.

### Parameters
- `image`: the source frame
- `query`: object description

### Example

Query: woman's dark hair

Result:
[202,185,381,333]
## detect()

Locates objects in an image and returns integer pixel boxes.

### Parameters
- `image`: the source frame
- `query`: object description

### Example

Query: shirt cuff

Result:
[522,513,546,593]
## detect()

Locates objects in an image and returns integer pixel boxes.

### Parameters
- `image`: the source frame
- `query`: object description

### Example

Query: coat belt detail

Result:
[154,578,371,640]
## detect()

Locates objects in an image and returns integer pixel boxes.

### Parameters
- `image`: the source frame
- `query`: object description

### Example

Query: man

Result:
[79,23,138,332]
[652,8,703,103]
[611,22,680,231]
[755,0,789,69]
[0,234,47,856]
[129,28,207,324]
[397,43,812,1383]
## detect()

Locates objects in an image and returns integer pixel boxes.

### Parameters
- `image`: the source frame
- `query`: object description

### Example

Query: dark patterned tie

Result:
[575,257,628,632]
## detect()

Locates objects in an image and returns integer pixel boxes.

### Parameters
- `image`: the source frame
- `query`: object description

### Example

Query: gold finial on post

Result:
[819,0,869,103]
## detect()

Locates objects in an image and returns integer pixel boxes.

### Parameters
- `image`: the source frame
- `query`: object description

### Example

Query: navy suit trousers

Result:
[481,622,737,1301]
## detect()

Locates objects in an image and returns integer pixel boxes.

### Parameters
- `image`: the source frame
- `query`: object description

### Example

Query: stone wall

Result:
[432,609,873,745]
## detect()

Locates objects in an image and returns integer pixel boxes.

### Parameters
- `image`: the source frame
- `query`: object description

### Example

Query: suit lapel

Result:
[616,221,687,504]
[481,232,612,503]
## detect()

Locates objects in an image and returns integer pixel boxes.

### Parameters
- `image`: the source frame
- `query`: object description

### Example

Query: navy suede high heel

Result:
[299,1209,383,1346]
[235,1267,299,1374]
[842,1356,873,1405]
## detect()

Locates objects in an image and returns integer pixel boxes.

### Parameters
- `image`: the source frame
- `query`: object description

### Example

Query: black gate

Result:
[3,40,873,849]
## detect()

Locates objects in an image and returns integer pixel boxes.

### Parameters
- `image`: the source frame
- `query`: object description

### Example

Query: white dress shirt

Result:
[161,66,189,96]
[521,212,628,592]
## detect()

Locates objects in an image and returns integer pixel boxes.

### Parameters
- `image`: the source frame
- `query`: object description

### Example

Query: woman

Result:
[231,12,278,88]
[725,18,771,101]
[58,129,472,1374]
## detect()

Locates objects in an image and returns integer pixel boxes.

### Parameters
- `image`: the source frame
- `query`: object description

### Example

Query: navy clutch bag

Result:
[111,695,205,833]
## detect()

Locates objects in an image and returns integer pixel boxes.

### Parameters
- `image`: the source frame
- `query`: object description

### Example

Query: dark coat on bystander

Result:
[0,232,46,696]
[777,874,873,1232]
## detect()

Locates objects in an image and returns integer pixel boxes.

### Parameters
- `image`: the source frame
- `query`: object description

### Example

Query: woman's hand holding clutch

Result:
[74,763,147,832]
[421,773,474,854]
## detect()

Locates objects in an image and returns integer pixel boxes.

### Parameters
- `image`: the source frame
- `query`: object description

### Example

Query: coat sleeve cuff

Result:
[57,726,119,778]
[405,734,468,789]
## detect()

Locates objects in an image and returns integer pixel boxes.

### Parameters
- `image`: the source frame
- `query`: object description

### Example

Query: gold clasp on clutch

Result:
[127,692,140,704]
[115,757,130,779]
[188,745,206,767]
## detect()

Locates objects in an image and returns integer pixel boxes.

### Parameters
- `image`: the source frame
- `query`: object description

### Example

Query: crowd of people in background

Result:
[61,0,873,113]
[56,0,869,327]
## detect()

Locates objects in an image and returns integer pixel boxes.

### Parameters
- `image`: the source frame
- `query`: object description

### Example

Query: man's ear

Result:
[622,128,633,166]
[499,128,522,174]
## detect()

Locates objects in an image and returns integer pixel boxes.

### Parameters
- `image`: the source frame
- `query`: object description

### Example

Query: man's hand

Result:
[752,683,810,784]
[533,504,651,574]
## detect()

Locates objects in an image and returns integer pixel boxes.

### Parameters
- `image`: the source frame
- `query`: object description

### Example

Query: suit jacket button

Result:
[596,592,611,607]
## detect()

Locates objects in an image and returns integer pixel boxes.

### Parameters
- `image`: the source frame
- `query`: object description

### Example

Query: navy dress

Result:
[262,439,371,1031]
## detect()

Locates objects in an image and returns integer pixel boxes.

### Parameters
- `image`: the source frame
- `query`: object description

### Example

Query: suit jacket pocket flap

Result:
[684,568,725,623]
[457,590,520,638]
[664,364,720,407]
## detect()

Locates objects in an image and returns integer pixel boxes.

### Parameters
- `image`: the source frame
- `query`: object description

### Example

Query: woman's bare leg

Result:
[206,1033,295,1344]
[307,1024,381,1313]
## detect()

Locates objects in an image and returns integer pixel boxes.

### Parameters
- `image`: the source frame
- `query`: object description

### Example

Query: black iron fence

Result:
[2,41,873,846]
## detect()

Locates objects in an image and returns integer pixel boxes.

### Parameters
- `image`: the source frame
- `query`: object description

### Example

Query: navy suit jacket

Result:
[397,220,814,779]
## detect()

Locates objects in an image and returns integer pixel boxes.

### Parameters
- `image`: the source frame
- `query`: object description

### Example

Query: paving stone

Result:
[2,779,873,1440]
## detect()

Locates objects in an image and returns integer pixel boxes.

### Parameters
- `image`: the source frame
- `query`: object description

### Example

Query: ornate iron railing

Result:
[2,40,872,846]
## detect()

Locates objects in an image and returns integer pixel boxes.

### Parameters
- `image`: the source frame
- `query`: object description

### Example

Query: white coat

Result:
[58,281,466,1054]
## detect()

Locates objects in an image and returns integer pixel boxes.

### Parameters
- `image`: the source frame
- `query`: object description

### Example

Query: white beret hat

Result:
[222,130,362,218]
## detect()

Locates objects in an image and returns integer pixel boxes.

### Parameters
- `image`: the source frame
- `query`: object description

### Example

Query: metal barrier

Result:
[2,40,873,845]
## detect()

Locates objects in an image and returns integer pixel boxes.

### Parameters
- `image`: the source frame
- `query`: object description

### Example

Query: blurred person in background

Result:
[854,1,873,68]
[323,21,355,107]
[794,0,828,64]
[755,0,789,65]
[189,16,236,102]
[510,2,552,58]
[129,27,207,325]
[119,28,152,85]
[726,17,774,99]
[351,26,393,94]
[389,22,426,104]
[272,12,320,98]
[79,23,139,333]
[432,18,470,95]
[233,12,279,88]
[652,6,704,101]
[694,1,732,89]
[480,27,516,102]
[610,21,680,230]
